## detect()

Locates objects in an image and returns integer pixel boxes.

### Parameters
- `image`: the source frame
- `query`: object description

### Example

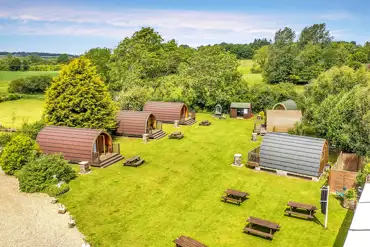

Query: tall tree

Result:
[298,23,332,48]
[274,27,296,46]
[110,27,186,92]
[84,47,111,84]
[44,57,117,131]
[8,57,22,71]
[293,43,324,82]
[179,45,246,109]
[57,54,70,64]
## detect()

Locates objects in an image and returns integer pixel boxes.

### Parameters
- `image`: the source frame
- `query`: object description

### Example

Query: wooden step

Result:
[150,130,167,139]
[181,118,196,125]
[99,154,124,168]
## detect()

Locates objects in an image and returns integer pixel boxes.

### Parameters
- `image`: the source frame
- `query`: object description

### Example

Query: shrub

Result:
[356,163,370,187]
[0,132,14,148]
[288,121,316,136]
[16,154,76,193]
[46,183,70,197]
[250,63,262,73]
[0,134,37,175]
[344,188,357,201]
[258,111,265,119]
[8,75,53,94]
[19,120,45,140]
[0,93,22,103]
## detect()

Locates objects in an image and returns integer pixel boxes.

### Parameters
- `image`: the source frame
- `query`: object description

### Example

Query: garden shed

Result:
[37,126,123,168]
[116,110,166,139]
[248,133,328,178]
[272,99,298,110]
[266,110,302,132]
[329,152,364,192]
[143,101,195,125]
[230,102,252,119]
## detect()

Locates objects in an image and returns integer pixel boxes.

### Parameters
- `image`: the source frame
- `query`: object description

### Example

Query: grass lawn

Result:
[0,96,44,127]
[59,114,350,247]
[238,60,305,93]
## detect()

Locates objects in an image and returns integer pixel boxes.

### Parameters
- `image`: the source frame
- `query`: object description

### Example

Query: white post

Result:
[325,185,329,229]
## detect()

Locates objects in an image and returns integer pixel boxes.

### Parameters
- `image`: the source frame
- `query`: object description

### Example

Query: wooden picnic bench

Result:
[244,216,280,239]
[199,120,211,126]
[285,201,317,220]
[173,235,207,247]
[123,156,145,167]
[221,189,249,205]
[169,132,184,139]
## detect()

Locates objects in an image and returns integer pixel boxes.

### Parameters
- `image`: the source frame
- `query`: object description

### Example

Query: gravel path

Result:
[0,171,85,247]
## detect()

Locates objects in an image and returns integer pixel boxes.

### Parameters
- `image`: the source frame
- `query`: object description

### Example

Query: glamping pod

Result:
[265,110,302,132]
[116,110,166,139]
[36,126,123,168]
[248,133,328,179]
[272,99,298,110]
[143,101,195,125]
[230,102,252,119]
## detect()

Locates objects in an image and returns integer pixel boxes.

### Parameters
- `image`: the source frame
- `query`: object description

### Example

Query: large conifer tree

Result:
[44,57,117,131]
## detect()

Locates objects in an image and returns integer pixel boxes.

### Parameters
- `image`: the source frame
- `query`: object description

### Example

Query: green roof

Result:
[230,102,251,109]
[273,99,297,110]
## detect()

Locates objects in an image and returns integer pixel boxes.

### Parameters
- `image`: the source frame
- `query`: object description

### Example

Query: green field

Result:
[59,114,350,247]
[238,60,305,92]
[0,71,59,93]
[0,97,44,127]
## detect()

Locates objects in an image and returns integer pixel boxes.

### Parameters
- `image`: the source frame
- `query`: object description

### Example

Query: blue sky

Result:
[0,0,369,54]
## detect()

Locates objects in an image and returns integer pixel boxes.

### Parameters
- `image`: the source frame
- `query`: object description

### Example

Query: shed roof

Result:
[143,101,186,122]
[116,111,153,136]
[259,133,326,177]
[36,126,109,163]
[230,102,251,109]
[273,99,297,110]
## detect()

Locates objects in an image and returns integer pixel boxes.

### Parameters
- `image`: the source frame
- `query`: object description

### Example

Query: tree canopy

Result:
[44,57,117,131]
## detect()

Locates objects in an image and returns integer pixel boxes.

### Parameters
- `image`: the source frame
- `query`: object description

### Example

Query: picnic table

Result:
[199,120,211,126]
[123,156,145,167]
[285,201,317,220]
[244,216,280,239]
[221,189,249,205]
[169,132,184,139]
[173,236,207,247]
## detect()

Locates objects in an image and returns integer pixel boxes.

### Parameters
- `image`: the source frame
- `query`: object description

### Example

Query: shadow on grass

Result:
[333,210,354,247]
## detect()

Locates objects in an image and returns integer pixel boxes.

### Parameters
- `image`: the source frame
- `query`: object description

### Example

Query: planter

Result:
[342,198,356,210]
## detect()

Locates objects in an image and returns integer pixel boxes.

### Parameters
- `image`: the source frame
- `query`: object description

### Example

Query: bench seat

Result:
[221,196,242,205]
[243,227,273,239]
[285,210,314,219]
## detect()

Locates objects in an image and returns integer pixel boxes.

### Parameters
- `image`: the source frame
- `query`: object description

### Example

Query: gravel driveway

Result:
[0,171,85,247]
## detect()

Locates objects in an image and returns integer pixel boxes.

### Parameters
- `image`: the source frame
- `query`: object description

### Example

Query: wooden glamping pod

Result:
[230,102,252,119]
[272,99,298,110]
[116,111,166,139]
[37,126,123,168]
[143,101,195,125]
[248,133,328,179]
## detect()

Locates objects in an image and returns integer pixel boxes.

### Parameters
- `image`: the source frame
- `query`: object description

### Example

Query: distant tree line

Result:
[0,53,73,71]
[199,38,271,59]
[0,51,76,57]
[252,23,370,84]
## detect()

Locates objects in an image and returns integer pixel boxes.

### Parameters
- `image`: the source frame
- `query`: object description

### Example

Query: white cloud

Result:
[0,5,355,47]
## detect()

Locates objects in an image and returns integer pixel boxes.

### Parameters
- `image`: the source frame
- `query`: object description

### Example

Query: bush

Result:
[8,75,53,94]
[0,134,37,175]
[46,183,70,197]
[16,154,76,193]
[344,188,357,201]
[250,63,262,73]
[19,120,45,140]
[0,93,22,103]
[0,132,14,148]
[356,163,370,187]
[288,121,316,136]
